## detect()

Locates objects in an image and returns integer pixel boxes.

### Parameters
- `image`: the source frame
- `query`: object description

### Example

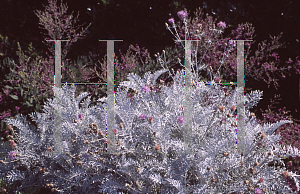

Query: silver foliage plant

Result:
[1,68,300,193]
[1,9,300,194]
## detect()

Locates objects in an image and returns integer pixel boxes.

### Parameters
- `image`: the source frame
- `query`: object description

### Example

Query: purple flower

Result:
[217,21,226,28]
[78,114,83,120]
[9,151,18,160]
[9,140,16,148]
[229,40,236,47]
[139,114,146,120]
[141,85,150,92]
[177,116,185,124]
[177,10,188,19]
[215,77,221,83]
[255,188,262,194]
[168,17,175,24]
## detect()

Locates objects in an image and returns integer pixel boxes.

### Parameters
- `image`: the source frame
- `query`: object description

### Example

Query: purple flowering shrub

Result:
[0,0,99,138]
[166,7,300,91]
[33,0,91,61]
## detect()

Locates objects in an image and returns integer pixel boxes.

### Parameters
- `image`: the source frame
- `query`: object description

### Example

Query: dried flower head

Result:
[155,145,161,151]
[125,183,130,187]
[76,161,82,165]
[88,150,93,155]
[47,146,53,152]
[120,123,123,129]
[73,119,77,123]
[98,130,104,137]
[219,106,225,112]
[231,122,237,127]
[207,166,210,171]
[148,117,153,124]
[137,168,140,173]
[75,156,80,160]
[113,128,117,135]
[51,188,58,192]
[254,162,260,166]
[230,106,236,112]
[223,152,229,157]
[244,180,249,185]
[83,140,89,144]
[259,177,264,183]
[261,132,267,139]
[257,143,263,147]
[72,139,77,143]
[99,157,103,162]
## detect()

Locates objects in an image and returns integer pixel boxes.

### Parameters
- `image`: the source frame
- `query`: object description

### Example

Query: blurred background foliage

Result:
[0,0,299,125]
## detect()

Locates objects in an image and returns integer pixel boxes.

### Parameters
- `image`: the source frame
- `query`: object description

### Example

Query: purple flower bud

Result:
[217,21,226,28]
[255,188,262,194]
[78,114,83,120]
[139,114,146,120]
[9,151,18,160]
[177,10,188,19]
[177,116,184,124]
[141,85,150,92]
[215,77,221,83]
[229,40,236,47]
[168,18,175,24]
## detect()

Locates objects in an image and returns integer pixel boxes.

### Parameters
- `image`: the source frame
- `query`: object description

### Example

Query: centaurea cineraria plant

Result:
[1,62,300,193]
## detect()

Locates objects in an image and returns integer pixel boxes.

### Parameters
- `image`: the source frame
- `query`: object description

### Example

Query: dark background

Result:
[0,0,299,122]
